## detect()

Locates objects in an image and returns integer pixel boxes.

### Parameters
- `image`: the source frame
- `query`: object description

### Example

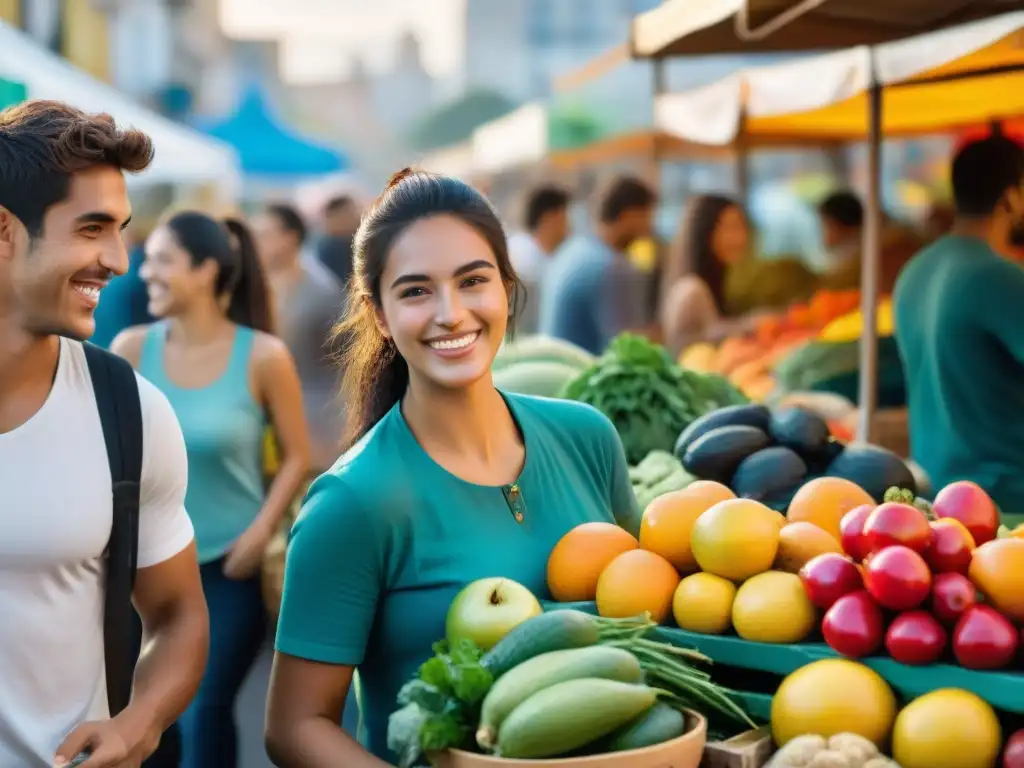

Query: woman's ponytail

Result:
[223,217,275,334]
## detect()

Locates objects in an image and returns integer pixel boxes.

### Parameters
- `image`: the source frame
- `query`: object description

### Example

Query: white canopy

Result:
[471,103,548,175]
[654,11,1024,145]
[0,21,241,190]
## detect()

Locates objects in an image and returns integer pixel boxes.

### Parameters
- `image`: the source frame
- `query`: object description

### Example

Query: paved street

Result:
[237,643,275,768]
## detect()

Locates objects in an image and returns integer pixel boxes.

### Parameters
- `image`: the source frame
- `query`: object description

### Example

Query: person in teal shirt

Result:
[894,135,1024,528]
[266,169,641,767]
[113,212,311,768]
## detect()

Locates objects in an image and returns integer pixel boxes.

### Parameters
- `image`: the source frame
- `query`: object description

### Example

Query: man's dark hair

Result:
[524,185,570,230]
[597,176,655,223]
[324,195,356,214]
[266,202,308,245]
[0,99,154,237]
[951,135,1024,218]
[819,190,864,228]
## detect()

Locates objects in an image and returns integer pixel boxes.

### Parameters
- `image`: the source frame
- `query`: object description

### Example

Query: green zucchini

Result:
[476,645,642,749]
[481,609,600,679]
[496,679,660,759]
[605,702,687,751]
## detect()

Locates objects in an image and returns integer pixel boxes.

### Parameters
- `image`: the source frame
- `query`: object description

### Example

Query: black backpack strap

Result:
[83,342,143,717]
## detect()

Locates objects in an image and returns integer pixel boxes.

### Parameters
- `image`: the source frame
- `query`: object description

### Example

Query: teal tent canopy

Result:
[202,87,348,178]
[0,77,27,111]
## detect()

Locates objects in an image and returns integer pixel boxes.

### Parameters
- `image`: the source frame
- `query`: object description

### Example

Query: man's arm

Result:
[120,376,209,750]
[118,544,208,755]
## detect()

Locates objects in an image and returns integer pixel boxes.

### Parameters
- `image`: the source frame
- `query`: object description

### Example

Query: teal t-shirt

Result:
[894,235,1024,527]
[274,392,641,762]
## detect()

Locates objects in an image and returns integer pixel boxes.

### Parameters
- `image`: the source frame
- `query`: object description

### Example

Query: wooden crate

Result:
[701,727,774,768]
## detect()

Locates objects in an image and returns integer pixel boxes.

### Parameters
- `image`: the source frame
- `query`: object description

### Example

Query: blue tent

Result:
[202,87,348,178]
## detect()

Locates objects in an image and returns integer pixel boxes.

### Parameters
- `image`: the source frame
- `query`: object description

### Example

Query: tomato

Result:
[822,590,885,658]
[885,610,947,665]
[930,572,977,626]
[798,552,863,610]
[839,504,874,562]
[925,519,975,575]
[932,480,999,546]
[1004,729,1024,768]
[863,502,932,555]
[864,545,932,611]
[952,604,1020,670]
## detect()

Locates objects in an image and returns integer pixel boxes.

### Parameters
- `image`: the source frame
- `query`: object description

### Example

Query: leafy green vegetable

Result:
[884,486,934,518]
[387,637,494,767]
[560,334,748,464]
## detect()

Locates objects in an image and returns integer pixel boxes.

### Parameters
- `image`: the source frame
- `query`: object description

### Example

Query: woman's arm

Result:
[267,475,387,766]
[265,656,391,768]
[224,334,310,580]
[254,334,311,530]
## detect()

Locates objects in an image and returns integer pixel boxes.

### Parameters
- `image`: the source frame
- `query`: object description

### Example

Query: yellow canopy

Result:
[748,32,1024,141]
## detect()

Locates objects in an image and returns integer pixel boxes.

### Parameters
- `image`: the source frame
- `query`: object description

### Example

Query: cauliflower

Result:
[768,733,896,768]
[828,733,878,762]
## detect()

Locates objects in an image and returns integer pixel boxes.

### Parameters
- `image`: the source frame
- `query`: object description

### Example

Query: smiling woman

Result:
[265,169,643,767]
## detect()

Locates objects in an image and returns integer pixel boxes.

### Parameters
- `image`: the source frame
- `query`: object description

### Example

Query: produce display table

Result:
[550,602,1024,716]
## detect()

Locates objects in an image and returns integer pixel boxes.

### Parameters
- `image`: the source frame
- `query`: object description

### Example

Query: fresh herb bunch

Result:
[883,486,934,518]
[560,334,748,464]
[387,638,494,768]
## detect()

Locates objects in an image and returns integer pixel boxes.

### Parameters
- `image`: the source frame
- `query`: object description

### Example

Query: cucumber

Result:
[476,645,642,749]
[496,679,660,759]
[606,702,687,751]
[481,609,600,679]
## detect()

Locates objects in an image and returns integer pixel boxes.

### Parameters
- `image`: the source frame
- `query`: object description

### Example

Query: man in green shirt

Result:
[894,135,1024,528]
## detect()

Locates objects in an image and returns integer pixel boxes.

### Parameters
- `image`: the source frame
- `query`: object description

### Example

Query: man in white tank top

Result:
[0,101,208,766]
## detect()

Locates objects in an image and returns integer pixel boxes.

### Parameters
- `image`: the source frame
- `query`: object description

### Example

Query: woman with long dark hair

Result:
[264,170,640,767]
[111,211,310,768]
[660,194,754,352]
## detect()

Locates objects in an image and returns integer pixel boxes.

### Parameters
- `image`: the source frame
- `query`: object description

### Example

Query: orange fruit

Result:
[968,538,1024,622]
[639,481,735,572]
[547,522,638,602]
[596,549,680,623]
[690,498,782,582]
[1010,524,1024,539]
[788,477,876,542]
[774,521,842,573]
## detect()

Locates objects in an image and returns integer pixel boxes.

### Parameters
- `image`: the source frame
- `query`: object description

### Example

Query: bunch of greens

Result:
[883,486,934,518]
[387,638,494,768]
[561,334,748,464]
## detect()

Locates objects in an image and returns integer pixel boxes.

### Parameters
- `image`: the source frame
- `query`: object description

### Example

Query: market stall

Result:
[628,0,1023,443]
[406,334,1024,766]
[0,20,240,195]
[649,12,1024,444]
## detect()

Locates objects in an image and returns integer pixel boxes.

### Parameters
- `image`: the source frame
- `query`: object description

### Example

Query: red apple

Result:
[823,590,885,658]
[933,480,999,546]
[930,572,977,626]
[953,604,1020,670]
[885,610,947,665]
[840,504,874,561]
[925,518,976,575]
[799,553,864,610]
[863,502,932,555]
[1004,729,1024,768]
[864,545,932,611]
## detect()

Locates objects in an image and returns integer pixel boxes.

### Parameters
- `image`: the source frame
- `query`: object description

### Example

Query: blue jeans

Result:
[178,558,267,768]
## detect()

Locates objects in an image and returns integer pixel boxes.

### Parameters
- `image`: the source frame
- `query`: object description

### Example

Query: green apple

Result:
[445,577,543,650]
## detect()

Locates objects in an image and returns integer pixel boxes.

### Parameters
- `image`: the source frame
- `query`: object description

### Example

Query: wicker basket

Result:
[430,709,707,768]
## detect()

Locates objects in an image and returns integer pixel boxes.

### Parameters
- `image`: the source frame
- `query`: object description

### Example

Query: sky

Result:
[219,0,466,83]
